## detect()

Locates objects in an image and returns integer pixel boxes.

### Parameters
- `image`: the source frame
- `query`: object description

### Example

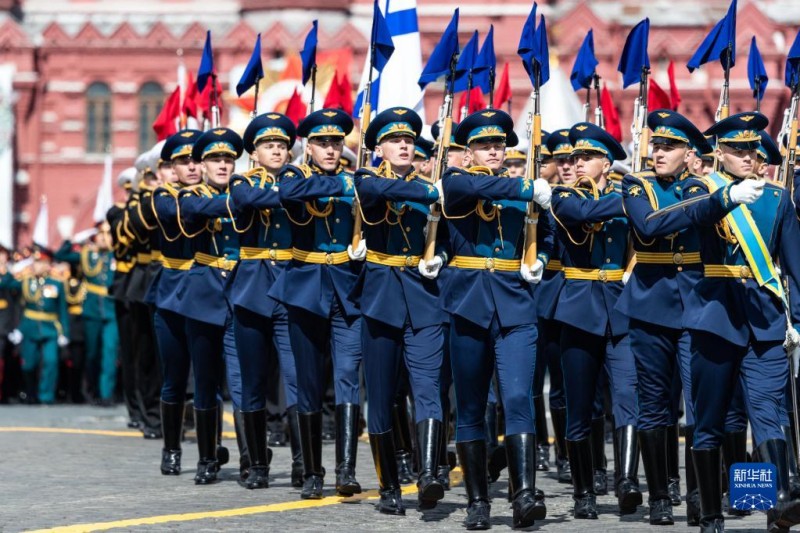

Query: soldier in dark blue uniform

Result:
[441,110,553,530]
[681,112,800,533]
[351,107,445,514]
[227,113,302,489]
[413,137,434,178]
[550,122,641,519]
[617,110,711,525]
[151,130,227,477]
[176,127,246,485]
[270,108,364,499]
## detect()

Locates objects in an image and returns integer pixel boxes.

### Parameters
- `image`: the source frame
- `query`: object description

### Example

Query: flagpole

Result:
[755,80,761,113]
[309,65,318,114]
[593,74,604,127]
[489,67,496,108]
[461,72,473,120]
[712,44,733,172]
[251,76,261,119]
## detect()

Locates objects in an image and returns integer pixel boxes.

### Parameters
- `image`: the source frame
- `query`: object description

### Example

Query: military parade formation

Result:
[4,2,800,533]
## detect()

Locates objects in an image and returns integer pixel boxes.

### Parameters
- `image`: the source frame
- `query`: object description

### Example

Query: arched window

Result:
[138,82,164,152]
[86,82,111,153]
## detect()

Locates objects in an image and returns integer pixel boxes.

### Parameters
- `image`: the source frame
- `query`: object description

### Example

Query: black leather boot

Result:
[299,411,325,499]
[568,438,597,519]
[506,433,547,528]
[287,406,304,488]
[416,419,445,509]
[615,425,642,514]
[392,402,416,484]
[216,402,229,467]
[722,430,749,516]
[436,409,452,490]
[370,430,405,515]
[533,396,550,471]
[335,403,362,496]
[685,426,700,526]
[693,447,724,532]
[758,439,800,532]
[551,407,572,483]
[666,422,682,506]
[639,428,674,525]
[160,400,183,475]
[194,406,221,485]
[591,417,608,495]
[240,409,269,489]
[784,421,800,498]
[457,439,491,530]
[486,402,507,483]
[234,409,251,484]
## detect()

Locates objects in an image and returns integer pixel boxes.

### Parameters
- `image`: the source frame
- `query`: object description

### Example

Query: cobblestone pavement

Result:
[0,405,775,532]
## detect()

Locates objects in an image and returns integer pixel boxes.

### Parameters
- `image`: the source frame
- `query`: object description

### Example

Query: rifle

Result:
[630,66,650,173]
[522,62,542,269]
[350,79,373,250]
[776,87,799,187]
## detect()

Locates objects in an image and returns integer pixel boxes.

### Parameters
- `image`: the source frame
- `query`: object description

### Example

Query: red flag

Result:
[600,84,622,142]
[494,63,512,109]
[648,78,673,111]
[667,60,681,111]
[455,88,488,121]
[152,87,181,140]
[323,71,354,116]
[284,88,306,126]
[192,76,224,123]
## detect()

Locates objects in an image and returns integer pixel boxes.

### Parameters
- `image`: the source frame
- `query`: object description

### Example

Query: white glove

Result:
[729,179,764,205]
[785,327,800,351]
[347,239,367,261]
[433,180,444,205]
[57,335,69,348]
[7,328,22,345]
[623,271,631,285]
[418,255,443,280]
[520,260,544,285]
[532,178,552,210]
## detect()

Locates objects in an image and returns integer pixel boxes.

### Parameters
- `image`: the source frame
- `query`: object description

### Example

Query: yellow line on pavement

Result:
[0,427,141,438]
[33,468,463,533]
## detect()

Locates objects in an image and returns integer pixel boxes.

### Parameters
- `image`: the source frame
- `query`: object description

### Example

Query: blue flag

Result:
[517,3,537,60]
[472,26,496,94]
[571,30,598,91]
[532,16,550,87]
[617,18,650,89]
[371,0,395,73]
[786,30,800,89]
[418,9,459,89]
[197,31,214,92]
[301,21,319,85]
[236,34,264,97]
[747,37,768,101]
[454,31,479,92]
[687,0,736,72]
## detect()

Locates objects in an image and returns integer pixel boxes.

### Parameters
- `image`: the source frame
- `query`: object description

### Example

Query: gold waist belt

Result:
[366,250,421,268]
[194,252,237,271]
[161,256,194,271]
[564,268,624,282]
[451,256,520,272]
[24,309,58,322]
[545,259,563,272]
[291,249,350,265]
[84,282,108,296]
[239,247,293,261]
[704,264,754,279]
[636,251,701,265]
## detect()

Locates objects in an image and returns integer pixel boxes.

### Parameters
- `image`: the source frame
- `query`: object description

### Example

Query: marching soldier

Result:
[271,108,364,499]
[550,129,578,186]
[681,113,800,533]
[413,137,434,178]
[177,127,247,484]
[55,222,118,406]
[440,110,553,530]
[352,107,446,514]
[227,113,303,488]
[504,148,527,178]
[617,110,711,525]
[550,122,641,519]
[0,248,69,404]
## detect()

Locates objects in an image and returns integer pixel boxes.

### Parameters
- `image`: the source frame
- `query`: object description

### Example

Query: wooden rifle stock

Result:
[351,99,372,249]
[523,91,541,268]
[422,109,453,262]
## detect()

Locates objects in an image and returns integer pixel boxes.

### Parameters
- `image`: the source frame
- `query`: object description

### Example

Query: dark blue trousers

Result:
[362,316,443,433]
[691,330,786,449]
[185,313,241,410]
[561,324,638,440]
[287,297,362,414]
[233,304,298,412]
[153,308,190,404]
[450,315,537,442]
[535,318,566,409]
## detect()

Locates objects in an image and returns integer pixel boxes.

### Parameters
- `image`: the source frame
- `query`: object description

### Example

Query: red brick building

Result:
[1,0,798,246]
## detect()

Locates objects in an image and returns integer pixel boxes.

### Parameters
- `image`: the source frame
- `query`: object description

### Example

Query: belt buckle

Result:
[672,252,684,265]
[598,270,608,282]
[325,253,334,265]
[740,265,751,278]
[269,249,277,260]
[485,257,495,272]
[405,256,415,267]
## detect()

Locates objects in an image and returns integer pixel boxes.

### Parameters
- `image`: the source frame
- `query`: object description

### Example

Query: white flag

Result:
[32,196,49,247]
[93,153,114,224]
